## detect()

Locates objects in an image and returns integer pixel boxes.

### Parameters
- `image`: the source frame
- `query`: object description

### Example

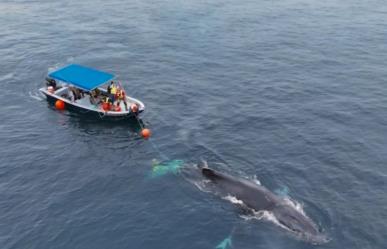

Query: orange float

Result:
[55,100,65,110]
[141,128,151,139]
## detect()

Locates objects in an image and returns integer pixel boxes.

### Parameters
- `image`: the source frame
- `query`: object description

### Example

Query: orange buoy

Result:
[55,100,65,110]
[130,103,138,113]
[141,128,151,139]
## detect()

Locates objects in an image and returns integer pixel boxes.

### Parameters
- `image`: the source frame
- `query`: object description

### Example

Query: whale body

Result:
[200,167,327,244]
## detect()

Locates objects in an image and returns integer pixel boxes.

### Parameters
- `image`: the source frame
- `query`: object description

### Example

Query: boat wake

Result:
[252,175,261,185]
[47,64,61,74]
[223,193,313,237]
[222,193,291,227]
[282,197,306,216]
[29,91,44,101]
[0,73,14,82]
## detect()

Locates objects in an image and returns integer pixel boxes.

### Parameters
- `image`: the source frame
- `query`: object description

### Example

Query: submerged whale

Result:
[198,166,328,244]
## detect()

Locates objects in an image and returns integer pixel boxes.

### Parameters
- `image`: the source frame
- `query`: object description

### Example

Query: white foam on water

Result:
[0,3,28,14]
[252,175,261,185]
[260,211,290,230]
[242,209,294,233]
[240,210,265,221]
[283,197,306,216]
[192,180,212,193]
[223,195,244,205]
[48,64,61,73]
[0,73,14,82]
[29,91,44,101]
[242,207,326,244]
[200,159,209,168]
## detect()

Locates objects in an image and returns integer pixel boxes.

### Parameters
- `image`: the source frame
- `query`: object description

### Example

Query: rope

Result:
[149,139,169,161]
[132,112,169,161]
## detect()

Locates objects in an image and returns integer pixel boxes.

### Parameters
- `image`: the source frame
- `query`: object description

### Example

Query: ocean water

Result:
[1,0,386,248]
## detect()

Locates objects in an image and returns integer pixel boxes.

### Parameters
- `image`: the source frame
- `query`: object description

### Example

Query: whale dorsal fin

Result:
[197,158,209,169]
[202,168,219,179]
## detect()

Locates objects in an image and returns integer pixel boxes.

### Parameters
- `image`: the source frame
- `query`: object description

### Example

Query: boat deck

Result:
[41,86,144,116]
[75,94,129,113]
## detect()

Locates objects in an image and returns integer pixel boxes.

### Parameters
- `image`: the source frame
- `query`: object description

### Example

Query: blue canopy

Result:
[48,64,115,91]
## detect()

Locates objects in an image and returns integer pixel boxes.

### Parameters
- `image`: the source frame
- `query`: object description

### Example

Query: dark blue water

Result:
[1,0,387,248]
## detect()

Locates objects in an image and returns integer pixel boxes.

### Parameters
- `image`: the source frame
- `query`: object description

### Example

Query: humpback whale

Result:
[199,166,328,244]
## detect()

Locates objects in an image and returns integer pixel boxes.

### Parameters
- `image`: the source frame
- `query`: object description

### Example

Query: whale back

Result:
[201,167,277,211]
[202,168,219,179]
[199,166,327,244]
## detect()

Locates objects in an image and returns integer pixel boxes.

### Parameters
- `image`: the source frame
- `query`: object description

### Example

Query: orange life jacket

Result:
[116,89,125,100]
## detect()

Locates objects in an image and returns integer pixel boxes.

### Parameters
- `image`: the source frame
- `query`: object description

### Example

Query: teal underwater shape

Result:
[216,236,232,249]
[150,160,184,178]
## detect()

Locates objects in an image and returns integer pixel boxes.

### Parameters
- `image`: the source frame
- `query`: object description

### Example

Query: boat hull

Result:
[40,88,144,121]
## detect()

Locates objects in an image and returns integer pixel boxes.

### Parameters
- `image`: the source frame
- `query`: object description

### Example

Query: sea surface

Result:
[0,0,386,248]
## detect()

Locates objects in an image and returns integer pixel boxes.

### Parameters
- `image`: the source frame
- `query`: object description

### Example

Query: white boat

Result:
[39,64,145,120]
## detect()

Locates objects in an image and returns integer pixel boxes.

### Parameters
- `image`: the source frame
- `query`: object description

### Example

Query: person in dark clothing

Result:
[107,81,116,103]
[45,77,57,89]
[107,81,114,94]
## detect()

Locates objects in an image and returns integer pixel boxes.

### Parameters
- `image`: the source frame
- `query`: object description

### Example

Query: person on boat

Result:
[78,89,85,98]
[107,81,117,104]
[89,90,101,105]
[113,102,122,112]
[68,86,82,101]
[102,96,112,111]
[89,95,97,105]
[45,77,57,89]
[91,88,101,99]
[68,86,75,102]
[115,87,128,111]
[107,81,113,94]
